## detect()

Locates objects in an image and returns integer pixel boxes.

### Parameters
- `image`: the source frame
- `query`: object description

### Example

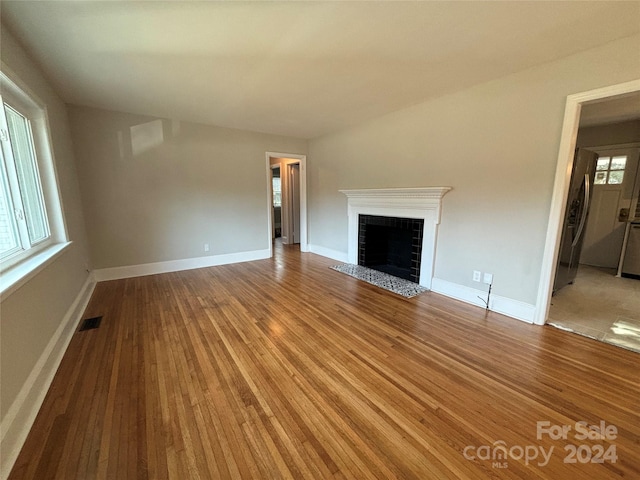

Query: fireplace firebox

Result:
[358,215,424,283]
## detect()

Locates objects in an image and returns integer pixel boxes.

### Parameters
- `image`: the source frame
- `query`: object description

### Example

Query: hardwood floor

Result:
[9,244,640,479]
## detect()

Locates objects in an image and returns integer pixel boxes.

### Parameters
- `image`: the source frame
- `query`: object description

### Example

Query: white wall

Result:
[68,106,307,271]
[0,26,92,477]
[307,34,640,313]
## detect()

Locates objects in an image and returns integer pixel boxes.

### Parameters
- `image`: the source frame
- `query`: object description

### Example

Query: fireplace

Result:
[358,215,424,283]
[340,187,451,288]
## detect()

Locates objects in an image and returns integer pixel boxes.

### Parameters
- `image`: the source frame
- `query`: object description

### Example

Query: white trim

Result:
[0,274,95,480]
[93,249,270,282]
[430,277,487,308]
[535,79,640,326]
[0,69,70,290]
[0,68,70,257]
[489,296,536,324]
[308,244,349,263]
[431,278,535,324]
[339,187,452,201]
[265,152,308,257]
[0,241,72,298]
[340,187,451,289]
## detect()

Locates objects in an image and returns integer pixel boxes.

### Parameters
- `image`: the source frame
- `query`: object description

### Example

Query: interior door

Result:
[290,163,300,244]
[581,148,640,268]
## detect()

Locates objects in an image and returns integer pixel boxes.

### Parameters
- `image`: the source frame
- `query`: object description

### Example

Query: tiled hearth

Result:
[330,263,429,298]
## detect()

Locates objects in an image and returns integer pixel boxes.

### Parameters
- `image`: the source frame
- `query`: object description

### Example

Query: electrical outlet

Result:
[483,273,493,284]
[204,243,210,252]
[473,270,481,282]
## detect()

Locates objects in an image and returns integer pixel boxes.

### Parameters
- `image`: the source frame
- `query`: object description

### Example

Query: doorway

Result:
[265,152,308,258]
[537,80,640,352]
[271,166,282,239]
[581,146,640,271]
[548,144,640,352]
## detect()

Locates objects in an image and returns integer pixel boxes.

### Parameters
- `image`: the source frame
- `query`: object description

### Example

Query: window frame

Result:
[272,176,282,207]
[0,69,70,296]
[594,155,626,185]
[1,100,52,264]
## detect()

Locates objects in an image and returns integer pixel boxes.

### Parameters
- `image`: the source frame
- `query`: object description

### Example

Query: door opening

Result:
[539,81,640,353]
[265,152,308,258]
[536,80,640,326]
[271,166,281,239]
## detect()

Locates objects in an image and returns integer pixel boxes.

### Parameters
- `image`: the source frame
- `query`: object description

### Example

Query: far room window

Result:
[0,70,67,279]
[272,176,281,207]
[594,155,626,185]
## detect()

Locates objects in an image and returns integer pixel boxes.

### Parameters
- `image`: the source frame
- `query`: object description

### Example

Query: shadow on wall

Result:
[117,118,181,159]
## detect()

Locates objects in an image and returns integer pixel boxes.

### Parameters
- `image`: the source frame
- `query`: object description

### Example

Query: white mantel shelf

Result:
[339,187,451,199]
[340,186,452,289]
[340,187,452,224]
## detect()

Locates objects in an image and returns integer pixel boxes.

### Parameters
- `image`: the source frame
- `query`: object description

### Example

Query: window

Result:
[272,175,281,207]
[594,155,626,185]
[0,71,67,283]
[0,103,50,260]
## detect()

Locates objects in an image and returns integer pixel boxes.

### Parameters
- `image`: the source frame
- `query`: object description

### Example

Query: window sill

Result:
[0,241,73,299]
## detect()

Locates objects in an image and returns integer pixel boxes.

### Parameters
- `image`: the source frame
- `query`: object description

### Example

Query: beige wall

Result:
[577,119,640,147]
[307,34,640,307]
[0,26,91,441]
[68,106,307,269]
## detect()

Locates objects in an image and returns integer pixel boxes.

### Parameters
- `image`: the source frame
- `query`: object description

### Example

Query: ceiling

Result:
[580,91,640,128]
[2,1,639,139]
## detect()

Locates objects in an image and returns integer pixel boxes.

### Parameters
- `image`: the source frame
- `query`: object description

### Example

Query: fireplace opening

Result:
[358,215,424,283]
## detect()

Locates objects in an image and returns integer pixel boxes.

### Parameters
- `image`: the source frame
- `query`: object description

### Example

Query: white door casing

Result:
[290,163,301,244]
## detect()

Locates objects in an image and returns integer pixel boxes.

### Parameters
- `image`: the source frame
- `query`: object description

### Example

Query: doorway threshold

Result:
[548,320,640,354]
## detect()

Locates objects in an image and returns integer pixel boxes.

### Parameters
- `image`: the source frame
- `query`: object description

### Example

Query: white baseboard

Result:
[490,294,536,324]
[430,277,535,324]
[0,274,96,480]
[304,248,536,323]
[430,278,487,308]
[93,249,271,282]
[308,244,349,263]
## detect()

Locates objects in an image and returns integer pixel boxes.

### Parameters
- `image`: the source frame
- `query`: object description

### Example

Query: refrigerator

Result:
[553,148,598,294]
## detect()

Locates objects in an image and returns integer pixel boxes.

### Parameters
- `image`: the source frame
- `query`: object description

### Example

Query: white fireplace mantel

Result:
[340,187,452,289]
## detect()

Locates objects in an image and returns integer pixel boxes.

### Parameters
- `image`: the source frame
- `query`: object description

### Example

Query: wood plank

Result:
[8,243,640,479]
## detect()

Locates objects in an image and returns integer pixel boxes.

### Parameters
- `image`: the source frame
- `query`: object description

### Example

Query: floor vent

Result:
[79,316,102,331]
